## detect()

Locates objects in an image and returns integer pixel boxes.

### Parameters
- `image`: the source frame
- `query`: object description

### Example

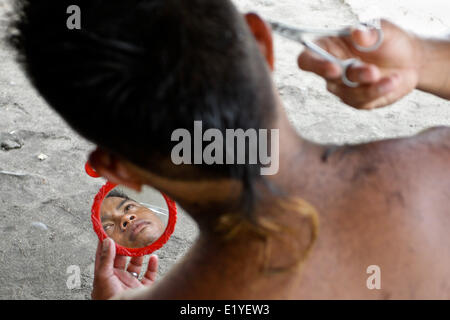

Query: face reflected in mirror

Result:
[100,187,168,249]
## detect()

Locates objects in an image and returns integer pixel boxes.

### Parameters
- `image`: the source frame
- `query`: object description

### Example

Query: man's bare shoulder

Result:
[329,126,450,185]
[328,126,450,164]
[362,126,450,160]
[352,126,450,190]
[414,126,450,149]
[389,126,450,159]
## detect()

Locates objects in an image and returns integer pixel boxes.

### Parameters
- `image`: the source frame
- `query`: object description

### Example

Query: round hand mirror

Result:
[86,162,177,257]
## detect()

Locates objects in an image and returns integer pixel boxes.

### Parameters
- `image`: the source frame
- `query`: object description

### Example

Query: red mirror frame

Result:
[85,162,177,257]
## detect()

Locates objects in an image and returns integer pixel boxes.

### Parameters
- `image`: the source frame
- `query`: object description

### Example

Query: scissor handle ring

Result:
[352,27,384,53]
[341,58,361,88]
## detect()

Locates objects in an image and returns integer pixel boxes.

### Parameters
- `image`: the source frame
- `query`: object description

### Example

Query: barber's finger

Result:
[358,74,414,110]
[94,240,102,271]
[115,270,142,288]
[113,254,128,270]
[327,74,400,109]
[142,255,158,285]
[351,27,380,49]
[126,256,144,276]
[350,19,394,56]
[298,50,341,80]
[327,76,396,109]
[346,63,381,84]
[95,238,116,279]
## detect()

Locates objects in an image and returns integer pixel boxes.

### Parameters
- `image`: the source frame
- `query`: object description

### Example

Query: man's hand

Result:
[91,238,158,300]
[298,20,423,109]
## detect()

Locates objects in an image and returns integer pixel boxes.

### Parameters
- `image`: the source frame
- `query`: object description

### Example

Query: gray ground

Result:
[0,0,449,299]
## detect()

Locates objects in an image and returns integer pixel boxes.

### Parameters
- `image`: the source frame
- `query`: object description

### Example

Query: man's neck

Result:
[267,106,328,200]
[189,108,331,275]
[190,101,330,235]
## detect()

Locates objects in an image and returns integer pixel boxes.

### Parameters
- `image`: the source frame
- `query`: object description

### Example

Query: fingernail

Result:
[353,27,376,47]
[355,25,369,33]
[102,238,110,252]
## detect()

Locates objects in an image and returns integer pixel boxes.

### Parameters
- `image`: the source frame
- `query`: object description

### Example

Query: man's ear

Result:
[88,147,143,192]
[244,12,274,71]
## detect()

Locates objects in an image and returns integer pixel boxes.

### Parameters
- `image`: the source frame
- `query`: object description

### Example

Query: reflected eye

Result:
[125,204,135,211]
[103,224,114,231]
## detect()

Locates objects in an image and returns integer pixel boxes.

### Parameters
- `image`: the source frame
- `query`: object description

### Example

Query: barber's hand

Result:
[298,20,422,109]
[91,238,158,300]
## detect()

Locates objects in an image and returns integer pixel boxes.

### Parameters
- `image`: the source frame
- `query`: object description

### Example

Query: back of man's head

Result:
[9,0,277,211]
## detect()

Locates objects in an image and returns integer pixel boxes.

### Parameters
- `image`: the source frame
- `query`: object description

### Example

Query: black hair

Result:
[106,189,133,202]
[8,0,277,219]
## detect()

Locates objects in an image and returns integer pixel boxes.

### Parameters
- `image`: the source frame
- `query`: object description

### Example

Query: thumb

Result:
[351,19,395,51]
[351,26,380,48]
[96,238,116,279]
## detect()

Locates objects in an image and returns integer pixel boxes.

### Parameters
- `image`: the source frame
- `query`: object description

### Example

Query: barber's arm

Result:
[417,38,450,100]
[297,19,450,109]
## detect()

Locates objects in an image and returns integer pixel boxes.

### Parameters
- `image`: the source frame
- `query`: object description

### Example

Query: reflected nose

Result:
[120,214,136,231]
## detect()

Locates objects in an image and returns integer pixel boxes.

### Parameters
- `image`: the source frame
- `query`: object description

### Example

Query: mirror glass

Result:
[100,185,169,249]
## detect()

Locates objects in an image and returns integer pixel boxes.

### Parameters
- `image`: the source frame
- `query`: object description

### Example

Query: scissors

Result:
[268,20,384,87]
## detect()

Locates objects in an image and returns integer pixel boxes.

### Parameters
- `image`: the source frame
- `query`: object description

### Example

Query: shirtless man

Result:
[9,0,449,299]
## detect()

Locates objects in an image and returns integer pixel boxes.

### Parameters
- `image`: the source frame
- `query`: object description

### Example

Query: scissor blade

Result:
[267,20,306,44]
[268,19,352,43]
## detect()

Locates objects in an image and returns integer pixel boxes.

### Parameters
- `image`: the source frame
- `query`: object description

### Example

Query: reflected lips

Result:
[130,220,151,240]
